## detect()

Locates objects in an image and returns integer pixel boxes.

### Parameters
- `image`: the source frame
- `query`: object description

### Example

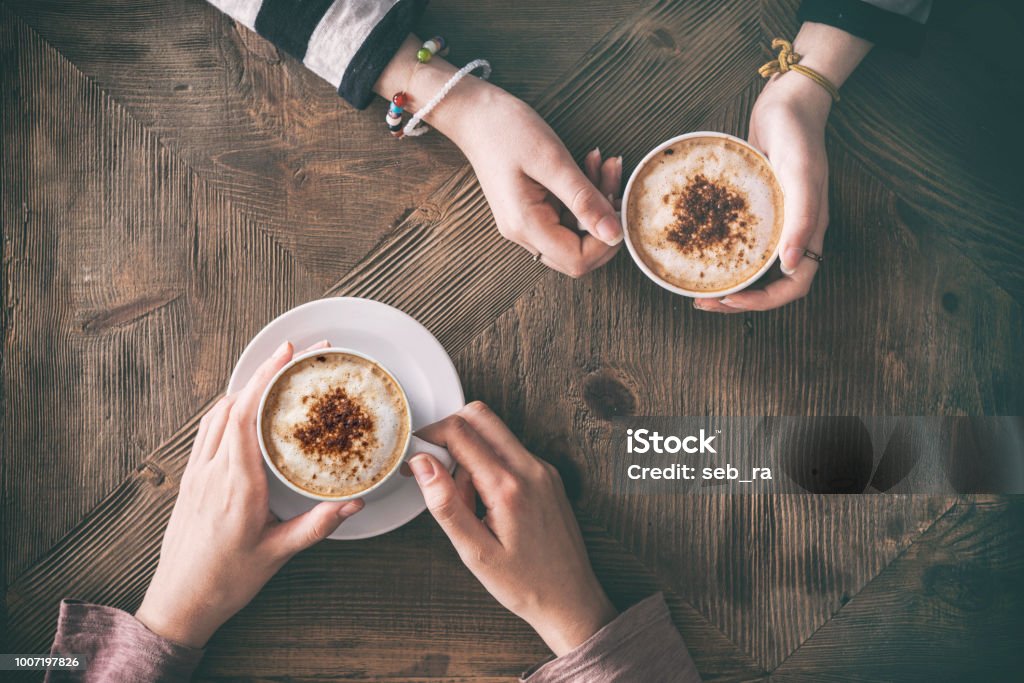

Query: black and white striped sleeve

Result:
[798,0,932,54]
[208,0,428,109]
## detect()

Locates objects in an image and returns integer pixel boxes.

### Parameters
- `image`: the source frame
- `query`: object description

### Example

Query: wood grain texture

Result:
[5,0,772,660]
[0,9,323,581]
[763,0,1024,304]
[2,0,634,285]
[771,496,1024,682]
[3,0,1024,679]
[0,0,452,283]
[454,124,1022,671]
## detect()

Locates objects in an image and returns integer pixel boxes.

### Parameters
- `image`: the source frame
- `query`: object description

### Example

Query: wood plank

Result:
[578,514,767,682]
[771,497,1024,681]
[0,9,324,581]
[452,135,1022,668]
[3,0,638,287]
[4,3,772,668]
[3,0,768,589]
[6,0,1024,679]
[2,0,457,283]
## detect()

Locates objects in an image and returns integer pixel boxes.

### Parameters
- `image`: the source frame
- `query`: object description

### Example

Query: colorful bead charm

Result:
[386,91,407,137]
[385,38,450,139]
[417,36,448,63]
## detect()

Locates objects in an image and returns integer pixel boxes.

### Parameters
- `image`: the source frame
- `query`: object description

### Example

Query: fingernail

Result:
[339,500,363,518]
[409,455,436,485]
[781,247,803,275]
[273,341,291,359]
[693,299,705,310]
[720,297,744,309]
[594,214,622,245]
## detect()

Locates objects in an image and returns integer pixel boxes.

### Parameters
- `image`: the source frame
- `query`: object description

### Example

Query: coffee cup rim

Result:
[256,346,414,502]
[621,131,784,299]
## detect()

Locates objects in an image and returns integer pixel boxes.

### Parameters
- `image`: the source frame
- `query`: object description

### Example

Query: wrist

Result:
[761,68,833,123]
[531,591,619,657]
[373,33,508,148]
[429,78,510,147]
[136,596,215,649]
[791,21,872,89]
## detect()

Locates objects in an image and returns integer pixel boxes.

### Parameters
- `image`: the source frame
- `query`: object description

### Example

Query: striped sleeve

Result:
[207,0,428,109]
[798,0,932,54]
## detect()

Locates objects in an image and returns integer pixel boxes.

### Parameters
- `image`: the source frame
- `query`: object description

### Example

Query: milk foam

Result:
[627,136,783,292]
[262,353,409,497]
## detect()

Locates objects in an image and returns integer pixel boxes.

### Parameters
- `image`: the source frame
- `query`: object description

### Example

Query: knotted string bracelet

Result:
[758,38,841,102]
[403,59,491,137]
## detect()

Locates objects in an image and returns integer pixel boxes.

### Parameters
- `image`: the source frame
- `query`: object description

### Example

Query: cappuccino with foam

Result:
[624,133,784,295]
[260,351,410,498]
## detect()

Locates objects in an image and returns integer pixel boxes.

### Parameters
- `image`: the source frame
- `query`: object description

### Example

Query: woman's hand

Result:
[135,341,364,648]
[409,401,618,656]
[444,88,624,278]
[375,37,623,278]
[696,74,831,313]
[696,22,871,313]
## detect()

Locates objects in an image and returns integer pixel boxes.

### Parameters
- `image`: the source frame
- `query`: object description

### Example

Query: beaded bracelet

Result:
[387,36,450,138]
[403,59,491,138]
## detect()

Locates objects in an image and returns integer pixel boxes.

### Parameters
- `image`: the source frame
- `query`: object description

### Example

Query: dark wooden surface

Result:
[3,0,1024,680]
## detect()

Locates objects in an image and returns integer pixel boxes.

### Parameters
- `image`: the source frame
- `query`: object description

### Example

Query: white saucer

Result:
[227,297,464,539]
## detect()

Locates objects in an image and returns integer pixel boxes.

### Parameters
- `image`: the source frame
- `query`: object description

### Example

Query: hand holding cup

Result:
[135,341,363,648]
[410,401,618,656]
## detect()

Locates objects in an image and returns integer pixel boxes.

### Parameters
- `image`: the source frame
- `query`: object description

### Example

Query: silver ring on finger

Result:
[803,248,824,264]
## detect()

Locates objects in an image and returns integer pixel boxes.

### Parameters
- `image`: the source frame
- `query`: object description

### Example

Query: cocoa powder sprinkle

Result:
[665,174,752,258]
[293,387,375,462]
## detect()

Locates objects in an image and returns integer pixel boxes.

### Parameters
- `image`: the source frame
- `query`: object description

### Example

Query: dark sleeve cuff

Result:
[46,600,204,682]
[339,0,429,109]
[798,0,927,55]
[521,593,701,682]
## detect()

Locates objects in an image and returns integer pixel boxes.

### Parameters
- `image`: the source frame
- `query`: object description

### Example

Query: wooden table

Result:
[4,0,1023,679]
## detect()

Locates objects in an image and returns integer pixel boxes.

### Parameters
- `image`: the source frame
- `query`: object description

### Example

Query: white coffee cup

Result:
[621,131,784,298]
[257,347,449,502]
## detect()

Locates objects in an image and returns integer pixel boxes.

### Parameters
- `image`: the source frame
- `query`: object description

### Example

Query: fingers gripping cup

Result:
[622,132,784,298]
[257,348,447,501]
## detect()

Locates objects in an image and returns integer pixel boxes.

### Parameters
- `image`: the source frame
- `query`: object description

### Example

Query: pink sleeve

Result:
[45,600,204,682]
[521,594,701,682]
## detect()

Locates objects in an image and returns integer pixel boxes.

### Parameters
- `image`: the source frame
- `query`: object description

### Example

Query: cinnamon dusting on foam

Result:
[293,385,377,465]
[262,352,409,497]
[626,136,783,292]
[663,174,754,262]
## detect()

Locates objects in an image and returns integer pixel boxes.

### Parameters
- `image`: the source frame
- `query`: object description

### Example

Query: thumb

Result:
[777,164,826,275]
[409,454,496,553]
[270,499,364,557]
[535,149,622,246]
